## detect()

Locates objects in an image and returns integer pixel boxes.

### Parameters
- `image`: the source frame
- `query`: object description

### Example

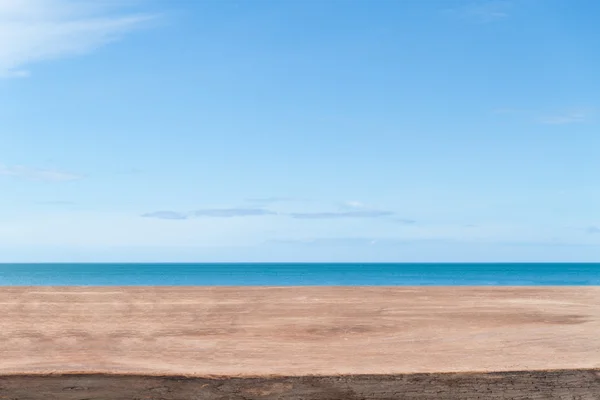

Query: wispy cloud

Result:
[0,164,83,181]
[586,226,600,234]
[290,210,393,219]
[339,200,369,209]
[269,237,407,247]
[142,208,276,220]
[269,237,451,247]
[393,218,417,225]
[0,0,155,78]
[449,1,511,23]
[499,239,598,248]
[141,200,415,223]
[538,110,591,125]
[193,208,276,218]
[141,211,189,220]
[290,200,396,220]
[494,107,594,125]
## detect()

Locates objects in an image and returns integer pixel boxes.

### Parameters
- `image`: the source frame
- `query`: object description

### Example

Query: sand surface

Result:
[1,286,599,376]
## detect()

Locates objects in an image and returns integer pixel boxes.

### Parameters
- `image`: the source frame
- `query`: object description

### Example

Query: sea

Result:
[0,263,599,286]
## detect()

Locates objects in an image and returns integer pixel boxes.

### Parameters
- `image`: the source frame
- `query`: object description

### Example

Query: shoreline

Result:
[1,367,599,377]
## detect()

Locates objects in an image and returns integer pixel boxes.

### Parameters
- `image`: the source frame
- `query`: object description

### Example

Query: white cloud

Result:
[0,164,83,181]
[538,109,591,125]
[495,107,595,125]
[0,0,154,77]
[468,1,511,22]
[448,1,511,23]
[340,200,370,209]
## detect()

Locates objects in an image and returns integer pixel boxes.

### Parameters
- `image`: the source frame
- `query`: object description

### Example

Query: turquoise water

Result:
[0,263,599,285]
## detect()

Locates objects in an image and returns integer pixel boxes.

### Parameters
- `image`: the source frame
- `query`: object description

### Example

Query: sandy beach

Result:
[1,287,599,398]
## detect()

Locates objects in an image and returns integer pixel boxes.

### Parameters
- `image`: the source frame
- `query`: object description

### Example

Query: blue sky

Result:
[1,0,599,262]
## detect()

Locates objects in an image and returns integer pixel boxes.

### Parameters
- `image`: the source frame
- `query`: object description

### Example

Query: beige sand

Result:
[0,286,599,376]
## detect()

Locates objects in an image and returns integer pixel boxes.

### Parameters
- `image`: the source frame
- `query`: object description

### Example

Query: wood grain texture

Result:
[2,371,600,400]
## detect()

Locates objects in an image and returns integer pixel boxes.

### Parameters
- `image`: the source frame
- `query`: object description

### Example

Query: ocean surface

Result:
[0,263,599,286]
